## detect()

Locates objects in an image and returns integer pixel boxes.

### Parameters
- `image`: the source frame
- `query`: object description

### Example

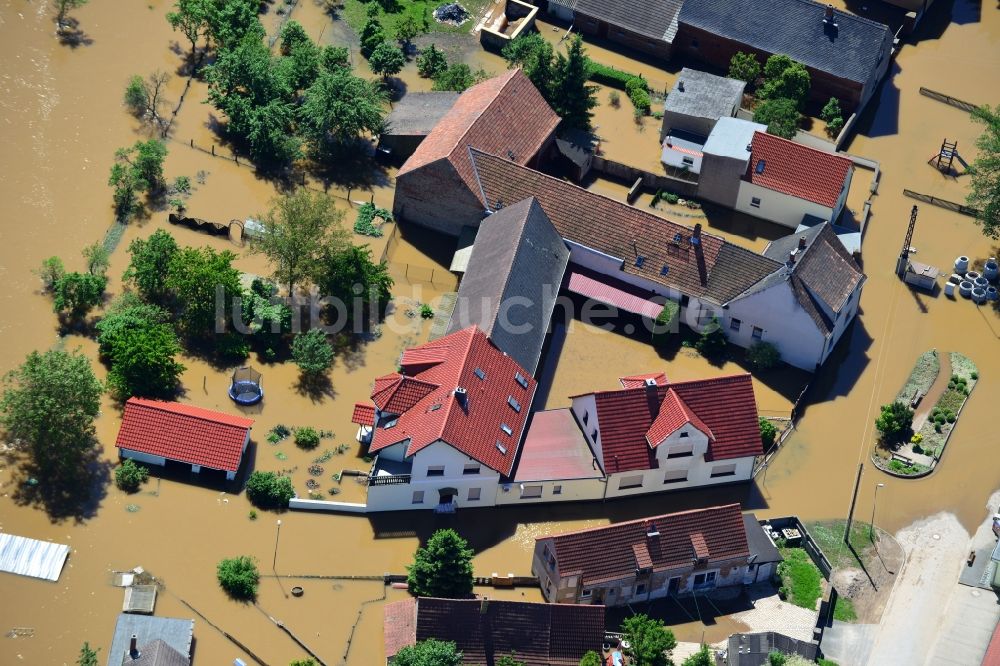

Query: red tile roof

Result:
[351,402,375,427]
[577,373,761,473]
[368,326,536,476]
[982,620,1000,666]
[632,542,653,569]
[514,409,603,482]
[386,597,605,665]
[398,69,561,205]
[115,398,253,472]
[746,131,853,208]
[691,532,710,560]
[619,372,667,389]
[538,504,750,586]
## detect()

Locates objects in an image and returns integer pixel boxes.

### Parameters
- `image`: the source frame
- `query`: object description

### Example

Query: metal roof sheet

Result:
[0,533,70,581]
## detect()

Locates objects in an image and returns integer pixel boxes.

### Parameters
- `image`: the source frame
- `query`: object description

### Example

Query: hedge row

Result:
[587,60,647,92]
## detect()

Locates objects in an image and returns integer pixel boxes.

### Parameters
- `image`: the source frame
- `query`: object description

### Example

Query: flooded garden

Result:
[0,0,998,663]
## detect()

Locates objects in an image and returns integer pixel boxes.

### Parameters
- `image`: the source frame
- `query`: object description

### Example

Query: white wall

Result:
[495,477,605,505]
[120,449,166,467]
[569,395,603,471]
[735,181,836,229]
[724,280,827,370]
[603,455,754,498]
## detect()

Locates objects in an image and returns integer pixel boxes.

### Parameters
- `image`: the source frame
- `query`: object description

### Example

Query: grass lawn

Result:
[806,520,876,570]
[341,0,493,38]
[833,596,857,622]
[894,350,940,403]
[777,548,822,610]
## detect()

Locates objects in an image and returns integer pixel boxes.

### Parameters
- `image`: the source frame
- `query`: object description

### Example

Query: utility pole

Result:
[845,463,864,545]
[870,483,886,541]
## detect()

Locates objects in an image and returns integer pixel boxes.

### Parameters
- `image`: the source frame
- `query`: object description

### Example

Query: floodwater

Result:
[1,0,999,663]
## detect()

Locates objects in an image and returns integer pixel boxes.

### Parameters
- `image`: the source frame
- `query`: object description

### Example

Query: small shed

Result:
[380,92,460,160]
[662,68,746,140]
[555,128,598,182]
[904,260,940,291]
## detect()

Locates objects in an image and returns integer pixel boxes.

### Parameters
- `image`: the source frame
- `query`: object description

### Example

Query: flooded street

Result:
[0,0,999,662]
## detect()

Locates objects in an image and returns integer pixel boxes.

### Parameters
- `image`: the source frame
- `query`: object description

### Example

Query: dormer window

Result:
[582,411,589,426]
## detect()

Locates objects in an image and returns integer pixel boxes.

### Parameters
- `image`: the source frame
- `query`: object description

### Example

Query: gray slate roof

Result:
[665,68,746,122]
[124,639,190,666]
[575,0,683,43]
[384,92,460,136]
[727,631,819,665]
[446,197,570,375]
[679,0,892,84]
[108,614,193,666]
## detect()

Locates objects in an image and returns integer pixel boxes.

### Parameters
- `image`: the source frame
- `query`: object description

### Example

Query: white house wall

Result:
[735,181,836,229]
[495,477,605,505]
[818,281,862,364]
[603,455,754,499]
[120,449,166,468]
[724,281,826,370]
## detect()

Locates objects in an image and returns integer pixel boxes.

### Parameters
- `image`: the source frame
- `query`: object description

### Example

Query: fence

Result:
[591,156,699,197]
[903,189,979,217]
[919,87,980,114]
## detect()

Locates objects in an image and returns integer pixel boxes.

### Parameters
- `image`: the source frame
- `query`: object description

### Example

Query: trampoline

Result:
[229,366,263,405]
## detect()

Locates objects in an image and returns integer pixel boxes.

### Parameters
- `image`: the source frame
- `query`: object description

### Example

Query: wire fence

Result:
[903,189,979,218]
[918,87,980,114]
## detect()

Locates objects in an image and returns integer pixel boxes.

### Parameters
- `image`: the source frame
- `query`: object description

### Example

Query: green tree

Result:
[753,97,801,139]
[502,33,555,100]
[763,54,794,81]
[241,280,292,354]
[76,641,99,666]
[728,52,761,88]
[115,139,169,192]
[124,229,180,304]
[299,68,387,154]
[393,639,463,666]
[0,349,103,489]
[82,242,109,277]
[280,20,310,54]
[317,245,394,325]
[759,417,778,449]
[875,401,914,444]
[417,43,447,78]
[164,245,243,342]
[291,329,335,376]
[35,256,66,292]
[216,555,259,600]
[694,317,727,359]
[167,0,211,55]
[407,528,474,598]
[245,470,295,509]
[54,0,87,27]
[759,55,810,108]
[432,64,482,92]
[282,39,322,91]
[621,614,676,666]
[96,298,184,399]
[396,14,420,47]
[967,105,1000,238]
[124,75,149,116]
[746,340,780,369]
[369,42,406,80]
[254,189,348,295]
[681,645,713,666]
[360,12,386,58]
[820,97,843,124]
[109,161,142,220]
[114,459,150,492]
[552,35,598,130]
[320,45,350,71]
[52,272,107,321]
[579,652,602,666]
[204,0,264,49]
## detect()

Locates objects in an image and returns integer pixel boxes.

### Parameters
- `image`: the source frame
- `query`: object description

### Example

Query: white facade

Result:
[494,477,605,505]
[734,167,853,229]
[119,430,249,481]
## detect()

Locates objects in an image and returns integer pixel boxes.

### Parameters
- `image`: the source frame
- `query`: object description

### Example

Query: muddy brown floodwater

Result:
[0,0,999,663]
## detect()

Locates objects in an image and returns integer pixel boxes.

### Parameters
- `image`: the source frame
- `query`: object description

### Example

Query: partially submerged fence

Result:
[903,189,979,217]
[919,87,980,114]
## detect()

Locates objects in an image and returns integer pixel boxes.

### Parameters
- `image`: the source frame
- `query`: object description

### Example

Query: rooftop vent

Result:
[454,387,468,408]
[673,232,684,244]
[506,150,516,161]
[746,143,753,152]
[798,235,808,250]
[495,198,504,210]
[678,80,685,92]
[635,256,646,268]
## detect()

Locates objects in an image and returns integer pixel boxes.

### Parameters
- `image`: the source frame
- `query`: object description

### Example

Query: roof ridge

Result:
[538,503,743,541]
[667,373,751,388]
[787,0,892,30]
[126,398,252,428]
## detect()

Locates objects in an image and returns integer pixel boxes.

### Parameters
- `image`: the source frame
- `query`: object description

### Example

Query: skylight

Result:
[514,372,528,389]
[635,256,645,268]
[660,264,669,276]
[427,404,442,413]
[383,418,398,429]
[508,396,521,413]
[500,423,513,436]
[474,368,486,380]
[755,159,766,174]
[496,441,508,455]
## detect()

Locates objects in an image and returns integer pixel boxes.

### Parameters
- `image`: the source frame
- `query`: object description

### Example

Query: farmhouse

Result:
[569,0,682,59]
[383,597,605,664]
[114,398,253,482]
[532,504,780,606]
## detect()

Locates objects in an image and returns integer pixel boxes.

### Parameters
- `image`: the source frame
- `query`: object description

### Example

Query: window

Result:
[755,159,766,175]
[682,156,694,166]
[750,197,761,208]
[426,466,445,477]
[496,441,508,455]
[711,463,738,478]
[500,423,513,436]
[679,431,689,439]
[467,487,481,501]
[582,411,589,426]
[521,485,542,499]
[515,372,529,389]
[463,463,481,475]
[664,469,688,484]
[636,583,647,595]
[507,396,521,413]
[553,485,562,495]
[474,367,486,380]
[581,588,592,598]
[694,572,717,588]
[752,326,764,341]
[667,443,694,459]
[590,428,598,441]
[618,475,643,490]
[544,545,556,570]
[730,318,742,332]
[412,491,424,504]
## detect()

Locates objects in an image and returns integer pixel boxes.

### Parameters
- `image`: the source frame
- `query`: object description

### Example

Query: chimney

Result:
[798,236,807,250]
[646,521,660,538]
[480,598,489,614]
[454,387,468,409]
[746,143,753,152]
[788,251,797,266]
[691,224,708,286]
[678,80,685,92]
[644,377,658,387]
[128,634,140,660]
[824,4,834,21]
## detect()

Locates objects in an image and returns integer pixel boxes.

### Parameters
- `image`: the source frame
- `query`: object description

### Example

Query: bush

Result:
[295,426,321,449]
[760,417,778,449]
[291,329,335,376]
[609,90,620,107]
[695,317,727,359]
[216,555,259,600]
[579,652,603,666]
[875,401,914,443]
[354,201,389,237]
[664,192,680,204]
[820,97,843,124]
[416,44,447,79]
[419,303,434,319]
[651,301,680,347]
[746,341,781,370]
[626,76,651,114]
[114,459,149,492]
[245,470,295,509]
[826,116,845,137]
[753,97,801,139]
[587,61,645,91]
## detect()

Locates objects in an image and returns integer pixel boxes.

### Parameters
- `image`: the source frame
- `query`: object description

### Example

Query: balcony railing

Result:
[368,474,411,486]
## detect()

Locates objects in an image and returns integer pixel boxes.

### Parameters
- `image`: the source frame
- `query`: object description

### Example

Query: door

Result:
[667,577,680,596]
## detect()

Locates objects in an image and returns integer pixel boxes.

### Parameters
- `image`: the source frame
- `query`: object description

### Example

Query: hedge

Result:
[587,60,647,92]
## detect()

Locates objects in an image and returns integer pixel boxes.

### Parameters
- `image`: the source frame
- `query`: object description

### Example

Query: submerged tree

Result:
[368,42,406,81]
[76,641,99,666]
[299,68,387,154]
[417,44,448,79]
[407,529,474,598]
[552,35,598,131]
[166,0,211,56]
[96,297,184,399]
[123,71,171,129]
[216,555,260,600]
[124,229,180,304]
[621,614,676,666]
[967,104,1000,238]
[54,0,88,28]
[291,329,335,376]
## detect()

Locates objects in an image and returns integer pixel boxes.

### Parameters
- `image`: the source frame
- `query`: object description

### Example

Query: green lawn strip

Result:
[916,353,978,458]
[833,596,857,622]
[777,548,822,610]
[341,0,492,38]
[804,520,873,570]
[894,350,940,403]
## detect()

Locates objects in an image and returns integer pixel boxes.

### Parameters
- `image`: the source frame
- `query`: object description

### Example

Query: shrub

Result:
[760,417,778,449]
[354,201,390,237]
[407,529,474,598]
[245,471,295,509]
[114,459,149,492]
[664,192,680,204]
[875,401,914,443]
[419,303,434,319]
[746,341,781,370]
[291,329,335,376]
[609,90,620,107]
[912,443,924,454]
[216,555,259,600]
[248,510,257,521]
[35,256,66,291]
[626,76,651,114]
[753,97,801,139]
[295,426,321,449]
[587,61,645,91]
[416,44,447,79]
[826,116,845,138]
[971,371,979,380]
[820,97,843,124]
[695,317,727,358]
[579,651,603,666]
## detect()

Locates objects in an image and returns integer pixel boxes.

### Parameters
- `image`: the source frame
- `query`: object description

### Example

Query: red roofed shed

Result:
[115,398,253,481]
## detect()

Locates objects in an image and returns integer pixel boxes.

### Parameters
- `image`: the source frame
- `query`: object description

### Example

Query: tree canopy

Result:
[96,297,184,400]
[758,55,810,109]
[968,105,1000,238]
[291,329,335,376]
[76,641,99,666]
[165,245,242,343]
[407,529,475,598]
[417,44,447,79]
[245,470,295,509]
[728,52,761,88]
[753,97,801,139]
[501,34,596,130]
[52,272,107,321]
[317,244,394,326]
[621,614,677,666]
[217,555,260,600]
[124,229,180,304]
[875,401,914,444]
[368,42,406,80]
[681,645,714,666]
[393,639,463,666]
[299,67,388,155]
